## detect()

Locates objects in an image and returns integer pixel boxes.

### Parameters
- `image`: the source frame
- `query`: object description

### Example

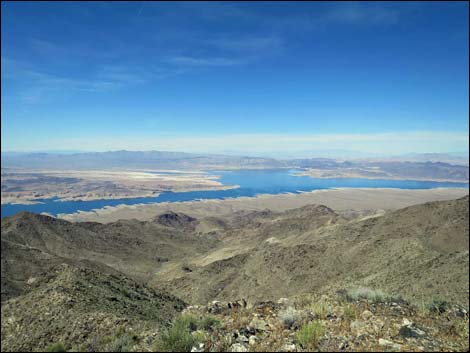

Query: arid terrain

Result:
[292,159,468,182]
[1,170,235,204]
[58,187,469,223]
[1,195,468,351]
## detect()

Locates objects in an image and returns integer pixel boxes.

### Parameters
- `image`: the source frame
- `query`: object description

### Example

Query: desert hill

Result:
[154,196,468,306]
[1,196,469,351]
[2,197,468,306]
[1,211,219,301]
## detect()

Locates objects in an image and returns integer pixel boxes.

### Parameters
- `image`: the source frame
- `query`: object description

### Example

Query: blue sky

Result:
[1,1,469,156]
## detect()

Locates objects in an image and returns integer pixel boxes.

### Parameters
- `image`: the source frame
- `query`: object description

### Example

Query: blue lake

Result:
[1,169,468,218]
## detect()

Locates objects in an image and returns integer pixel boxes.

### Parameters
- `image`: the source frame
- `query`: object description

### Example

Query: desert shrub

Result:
[155,320,194,352]
[109,334,137,352]
[105,327,139,352]
[296,321,325,350]
[343,304,356,320]
[426,297,451,314]
[192,330,208,344]
[199,315,221,331]
[278,307,305,329]
[345,287,402,303]
[294,293,315,308]
[310,299,332,319]
[417,294,428,315]
[100,335,114,345]
[176,314,200,332]
[46,342,66,352]
[228,307,251,330]
[154,314,212,352]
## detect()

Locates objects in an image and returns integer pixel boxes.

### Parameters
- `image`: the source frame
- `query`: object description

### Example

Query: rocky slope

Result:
[1,196,469,351]
[1,211,218,301]
[176,291,469,352]
[1,263,185,352]
[155,197,469,306]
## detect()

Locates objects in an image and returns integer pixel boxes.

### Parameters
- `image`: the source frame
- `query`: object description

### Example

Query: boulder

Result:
[230,343,249,352]
[350,320,367,336]
[249,335,258,346]
[378,338,401,351]
[249,317,269,332]
[399,318,426,338]
[191,343,205,352]
[360,310,374,321]
[399,325,425,338]
[281,343,297,352]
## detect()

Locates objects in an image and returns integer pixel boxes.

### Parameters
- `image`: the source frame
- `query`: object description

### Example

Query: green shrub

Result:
[296,321,325,350]
[46,342,66,352]
[154,314,211,352]
[343,304,356,320]
[155,322,194,351]
[109,334,136,352]
[199,315,221,331]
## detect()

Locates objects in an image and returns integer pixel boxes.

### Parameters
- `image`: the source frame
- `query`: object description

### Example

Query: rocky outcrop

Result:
[154,211,198,228]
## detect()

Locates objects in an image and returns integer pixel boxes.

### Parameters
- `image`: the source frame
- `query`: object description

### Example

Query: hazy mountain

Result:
[384,152,469,165]
[2,151,468,183]
[1,150,287,170]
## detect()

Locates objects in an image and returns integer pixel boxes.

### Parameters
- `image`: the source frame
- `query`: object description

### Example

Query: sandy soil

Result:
[58,187,469,223]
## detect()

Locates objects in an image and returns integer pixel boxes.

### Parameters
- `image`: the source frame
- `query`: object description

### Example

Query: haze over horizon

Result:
[2,1,469,155]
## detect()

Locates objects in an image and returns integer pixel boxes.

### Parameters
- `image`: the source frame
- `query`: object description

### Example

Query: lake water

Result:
[1,169,468,218]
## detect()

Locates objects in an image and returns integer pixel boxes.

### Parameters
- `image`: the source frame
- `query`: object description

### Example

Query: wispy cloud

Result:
[29,37,123,61]
[0,2,430,107]
[159,34,283,69]
[146,2,413,72]
[206,35,284,54]
[1,57,158,104]
[165,56,245,67]
[323,2,402,26]
[136,1,146,17]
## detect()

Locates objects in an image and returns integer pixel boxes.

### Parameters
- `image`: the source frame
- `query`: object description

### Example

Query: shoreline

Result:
[0,184,239,205]
[55,187,469,223]
[292,170,469,184]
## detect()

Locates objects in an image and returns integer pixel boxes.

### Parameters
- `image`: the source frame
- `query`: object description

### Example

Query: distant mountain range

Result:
[2,150,468,182]
[1,150,286,170]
